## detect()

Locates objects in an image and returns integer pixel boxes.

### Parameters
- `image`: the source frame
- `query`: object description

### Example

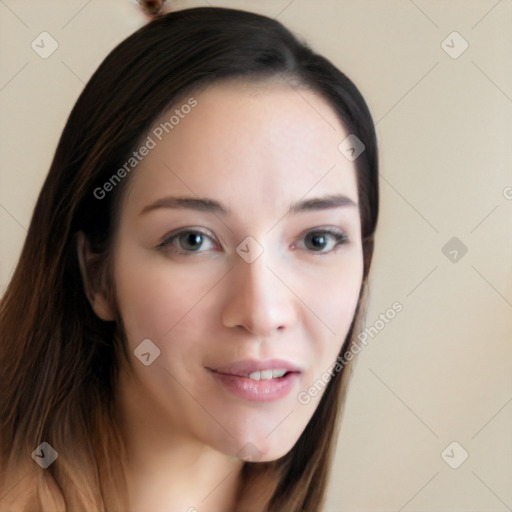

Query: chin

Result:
[228,437,297,463]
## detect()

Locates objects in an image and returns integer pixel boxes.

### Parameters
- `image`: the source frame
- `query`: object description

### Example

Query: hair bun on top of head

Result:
[136,0,168,16]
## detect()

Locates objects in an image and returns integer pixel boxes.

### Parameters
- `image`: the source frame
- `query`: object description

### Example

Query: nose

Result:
[221,251,298,337]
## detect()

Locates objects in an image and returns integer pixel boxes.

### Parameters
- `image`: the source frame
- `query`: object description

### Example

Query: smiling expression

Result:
[110,78,364,461]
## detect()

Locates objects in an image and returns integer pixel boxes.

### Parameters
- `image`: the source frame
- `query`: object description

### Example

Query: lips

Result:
[207,359,302,402]
[208,358,302,379]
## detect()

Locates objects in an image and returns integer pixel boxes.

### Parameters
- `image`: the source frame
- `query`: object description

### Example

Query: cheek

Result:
[295,254,363,391]
[296,256,363,340]
[112,247,219,346]
[291,270,362,430]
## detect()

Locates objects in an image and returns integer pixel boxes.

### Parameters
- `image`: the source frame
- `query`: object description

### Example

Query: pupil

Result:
[183,233,202,250]
[308,233,326,250]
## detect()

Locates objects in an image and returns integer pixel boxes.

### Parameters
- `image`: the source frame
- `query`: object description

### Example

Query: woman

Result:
[0,7,378,511]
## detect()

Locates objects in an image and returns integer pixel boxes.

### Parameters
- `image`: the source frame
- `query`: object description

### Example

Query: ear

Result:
[76,231,116,321]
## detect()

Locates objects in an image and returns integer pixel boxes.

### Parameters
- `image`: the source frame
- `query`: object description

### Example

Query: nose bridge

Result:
[239,252,273,302]
[221,248,295,335]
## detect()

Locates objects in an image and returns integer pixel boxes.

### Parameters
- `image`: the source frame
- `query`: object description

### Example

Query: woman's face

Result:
[109,78,363,461]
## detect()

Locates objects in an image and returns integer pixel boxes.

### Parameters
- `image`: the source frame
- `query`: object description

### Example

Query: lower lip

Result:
[209,370,300,402]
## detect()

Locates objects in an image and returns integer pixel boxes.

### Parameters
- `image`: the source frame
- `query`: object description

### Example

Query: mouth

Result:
[206,359,302,402]
[211,368,295,380]
[208,358,302,378]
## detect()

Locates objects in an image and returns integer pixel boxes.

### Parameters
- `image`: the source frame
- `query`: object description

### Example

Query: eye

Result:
[157,227,348,256]
[297,229,349,254]
[157,229,218,255]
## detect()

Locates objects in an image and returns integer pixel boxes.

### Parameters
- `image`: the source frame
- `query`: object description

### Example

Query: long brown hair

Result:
[0,7,378,511]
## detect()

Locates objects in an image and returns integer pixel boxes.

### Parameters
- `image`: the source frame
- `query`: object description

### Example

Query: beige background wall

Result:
[1,1,511,510]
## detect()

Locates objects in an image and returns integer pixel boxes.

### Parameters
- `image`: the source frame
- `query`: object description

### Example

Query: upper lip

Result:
[208,358,302,377]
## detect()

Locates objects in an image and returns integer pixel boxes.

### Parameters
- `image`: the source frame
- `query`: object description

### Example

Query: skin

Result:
[80,78,363,511]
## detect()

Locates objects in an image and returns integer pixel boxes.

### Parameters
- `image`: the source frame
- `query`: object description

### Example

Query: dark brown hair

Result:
[0,7,378,511]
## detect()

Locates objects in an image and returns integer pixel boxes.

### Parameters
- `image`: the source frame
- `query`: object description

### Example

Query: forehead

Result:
[121,78,359,220]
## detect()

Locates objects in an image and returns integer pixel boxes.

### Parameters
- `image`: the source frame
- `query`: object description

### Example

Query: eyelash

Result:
[157,227,349,257]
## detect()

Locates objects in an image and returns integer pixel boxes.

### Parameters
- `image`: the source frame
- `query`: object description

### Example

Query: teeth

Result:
[246,369,287,380]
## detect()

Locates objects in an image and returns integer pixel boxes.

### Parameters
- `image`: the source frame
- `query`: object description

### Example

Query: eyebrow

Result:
[139,193,357,217]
